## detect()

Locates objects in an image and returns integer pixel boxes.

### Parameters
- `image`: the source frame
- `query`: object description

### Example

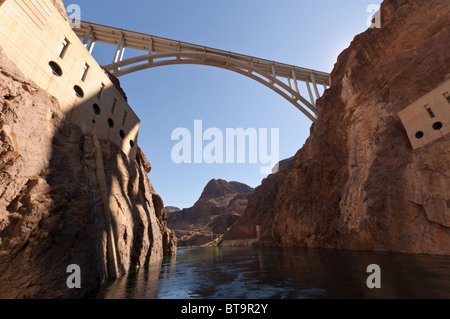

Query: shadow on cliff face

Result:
[0,53,175,298]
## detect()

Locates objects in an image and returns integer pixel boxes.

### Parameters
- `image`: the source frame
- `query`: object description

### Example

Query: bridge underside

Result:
[73,21,331,122]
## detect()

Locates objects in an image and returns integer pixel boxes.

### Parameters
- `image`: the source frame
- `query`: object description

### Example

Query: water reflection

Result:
[87,247,450,299]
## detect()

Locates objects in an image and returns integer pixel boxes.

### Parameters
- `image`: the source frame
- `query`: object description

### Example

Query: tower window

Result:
[74,85,84,98]
[98,83,105,99]
[111,98,118,113]
[423,105,435,118]
[433,122,443,130]
[108,118,114,128]
[58,38,70,59]
[49,61,62,77]
[122,111,128,125]
[444,92,450,104]
[80,63,90,82]
[93,103,101,115]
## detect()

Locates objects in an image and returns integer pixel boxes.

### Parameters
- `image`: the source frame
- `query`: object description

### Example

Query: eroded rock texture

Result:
[224,0,450,255]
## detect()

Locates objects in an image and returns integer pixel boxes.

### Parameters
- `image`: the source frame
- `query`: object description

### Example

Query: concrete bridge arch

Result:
[74,21,331,122]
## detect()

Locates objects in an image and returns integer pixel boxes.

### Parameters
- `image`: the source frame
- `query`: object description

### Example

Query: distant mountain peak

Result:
[165,206,181,213]
[200,179,253,200]
[167,178,255,247]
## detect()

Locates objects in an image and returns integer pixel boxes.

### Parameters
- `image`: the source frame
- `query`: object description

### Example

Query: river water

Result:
[87,246,450,299]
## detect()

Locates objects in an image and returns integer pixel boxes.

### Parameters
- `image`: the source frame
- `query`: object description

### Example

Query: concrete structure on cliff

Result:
[0,0,140,159]
[0,0,141,279]
[398,80,450,149]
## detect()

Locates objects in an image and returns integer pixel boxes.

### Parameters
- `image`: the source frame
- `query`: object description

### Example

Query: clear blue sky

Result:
[70,0,382,209]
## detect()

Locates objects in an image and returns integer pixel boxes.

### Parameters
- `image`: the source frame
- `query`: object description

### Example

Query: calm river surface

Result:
[87,247,450,299]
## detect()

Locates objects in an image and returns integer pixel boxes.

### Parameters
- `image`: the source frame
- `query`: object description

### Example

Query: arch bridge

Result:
[73,21,331,122]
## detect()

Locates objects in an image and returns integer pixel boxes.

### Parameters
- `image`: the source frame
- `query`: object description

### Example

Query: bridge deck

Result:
[73,21,331,86]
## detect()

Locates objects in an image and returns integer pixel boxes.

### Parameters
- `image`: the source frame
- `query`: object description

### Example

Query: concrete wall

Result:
[221,239,257,247]
[399,79,450,149]
[0,0,140,159]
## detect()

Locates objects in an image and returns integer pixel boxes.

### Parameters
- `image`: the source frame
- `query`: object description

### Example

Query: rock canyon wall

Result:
[224,0,450,255]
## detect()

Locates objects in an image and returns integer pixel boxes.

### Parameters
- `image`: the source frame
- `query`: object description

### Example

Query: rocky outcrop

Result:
[167,179,254,246]
[224,0,450,255]
[0,47,176,298]
[165,206,181,213]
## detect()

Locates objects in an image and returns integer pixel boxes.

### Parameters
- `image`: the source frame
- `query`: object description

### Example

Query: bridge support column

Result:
[82,26,93,46]
[292,69,301,95]
[288,77,294,98]
[306,80,315,106]
[114,33,125,63]
[310,72,320,100]
[87,40,96,54]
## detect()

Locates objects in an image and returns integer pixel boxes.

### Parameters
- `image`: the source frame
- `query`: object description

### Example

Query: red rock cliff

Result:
[224,0,450,255]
